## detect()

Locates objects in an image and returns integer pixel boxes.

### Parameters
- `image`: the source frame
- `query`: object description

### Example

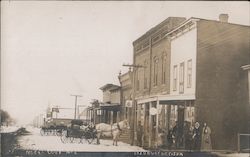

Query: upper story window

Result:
[153,57,159,86]
[144,60,148,89]
[173,65,178,91]
[136,69,140,91]
[179,62,185,94]
[162,53,167,84]
[187,59,192,88]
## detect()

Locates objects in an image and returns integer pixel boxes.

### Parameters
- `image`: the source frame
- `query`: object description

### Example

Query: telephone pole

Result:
[71,94,82,119]
[123,63,145,145]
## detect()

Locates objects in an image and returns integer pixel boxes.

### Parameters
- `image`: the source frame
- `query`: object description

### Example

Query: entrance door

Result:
[143,103,150,148]
[177,106,185,148]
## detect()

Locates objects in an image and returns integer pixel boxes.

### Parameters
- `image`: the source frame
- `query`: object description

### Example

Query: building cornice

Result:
[242,64,250,70]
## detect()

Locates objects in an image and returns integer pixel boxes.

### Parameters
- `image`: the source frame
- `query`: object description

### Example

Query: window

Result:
[187,59,192,88]
[136,69,140,91]
[173,65,178,91]
[153,57,159,86]
[162,53,167,84]
[179,62,185,93]
[144,60,148,89]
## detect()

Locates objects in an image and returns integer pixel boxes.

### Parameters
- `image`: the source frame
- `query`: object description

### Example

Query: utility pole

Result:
[71,94,82,119]
[123,63,145,145]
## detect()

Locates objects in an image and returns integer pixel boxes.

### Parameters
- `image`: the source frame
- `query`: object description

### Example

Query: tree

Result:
[0,109,11,126]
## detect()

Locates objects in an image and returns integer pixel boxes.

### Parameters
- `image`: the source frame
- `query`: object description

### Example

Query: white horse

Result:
[95,119,130,146]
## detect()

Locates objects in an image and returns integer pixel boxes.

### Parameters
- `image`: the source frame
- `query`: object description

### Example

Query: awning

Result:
[136,94,195,105]
[99,103,121,111]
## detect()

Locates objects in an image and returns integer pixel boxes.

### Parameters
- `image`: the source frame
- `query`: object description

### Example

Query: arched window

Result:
[153,57,159,86]
[162,53,167,84]
[136,69,140,91]
[143,60,148,89]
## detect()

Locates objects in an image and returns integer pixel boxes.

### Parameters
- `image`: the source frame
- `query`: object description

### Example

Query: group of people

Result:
[166,121,212,151]
[136,121,212,151]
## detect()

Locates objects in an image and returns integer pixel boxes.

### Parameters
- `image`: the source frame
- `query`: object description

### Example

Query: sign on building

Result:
[125,100,132,107]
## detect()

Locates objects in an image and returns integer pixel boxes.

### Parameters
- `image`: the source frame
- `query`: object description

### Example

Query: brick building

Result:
[118,70,133,144]
[132,15,250,150]
[132,17,186,148]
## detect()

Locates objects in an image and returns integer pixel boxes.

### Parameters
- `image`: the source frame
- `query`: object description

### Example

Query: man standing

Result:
[137,121,143,147]
[192,122,201,151]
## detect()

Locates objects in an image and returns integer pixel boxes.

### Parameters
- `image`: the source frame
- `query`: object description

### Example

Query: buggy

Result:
[60,119,97,144]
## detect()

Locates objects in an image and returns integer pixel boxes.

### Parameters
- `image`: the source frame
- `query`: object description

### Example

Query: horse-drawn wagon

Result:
[60,119,97,144]
[40,119,67,136]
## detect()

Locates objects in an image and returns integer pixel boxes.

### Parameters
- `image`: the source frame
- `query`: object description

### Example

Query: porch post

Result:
[156,99,159,148]
[110,111,113,125]
[149,102,152,148]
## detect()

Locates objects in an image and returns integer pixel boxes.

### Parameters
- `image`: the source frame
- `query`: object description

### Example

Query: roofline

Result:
[99,83,120,91]
[242,64,250,70]
[164,17,200,38]
[133,17,186,45]
[164,17,250,39]
[197,18,250,27]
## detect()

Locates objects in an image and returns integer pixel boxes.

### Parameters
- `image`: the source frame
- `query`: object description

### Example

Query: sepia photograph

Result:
[1,1,249,157]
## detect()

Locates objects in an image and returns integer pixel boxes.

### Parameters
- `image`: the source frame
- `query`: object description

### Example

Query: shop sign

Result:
[125,100,133,107]
[150,107,157,115]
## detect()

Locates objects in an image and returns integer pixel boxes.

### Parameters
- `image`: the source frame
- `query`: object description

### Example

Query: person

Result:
[167,128,174,149]
[192,122,201,151]
[172,122,178,148]
[201,123,212,151]
[137,121,143,147]
[183,121,191,150]
[186,125,194,151]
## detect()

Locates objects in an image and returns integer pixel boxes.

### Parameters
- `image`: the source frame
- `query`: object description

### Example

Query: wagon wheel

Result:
[86,132,96,144]
[79,136,85,144]
[56,129,62,136]
[44,130,49,136]
[60,130,68,143]
[75,137,82,144]
[69,137,75,143]
[40,129,45,136]
[53,130,58,136]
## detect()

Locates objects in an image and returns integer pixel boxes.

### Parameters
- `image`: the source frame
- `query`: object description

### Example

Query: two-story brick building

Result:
[132,17,186,148]
[132,14,249,150]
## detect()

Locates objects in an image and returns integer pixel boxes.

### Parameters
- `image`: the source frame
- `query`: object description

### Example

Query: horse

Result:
[95,119,130,146]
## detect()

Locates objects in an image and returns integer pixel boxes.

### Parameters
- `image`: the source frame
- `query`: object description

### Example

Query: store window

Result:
[162,53,167,84]
[153,57,159,86]
[187,59,192,88]
[173,65,178,91]
[179,62,185,94]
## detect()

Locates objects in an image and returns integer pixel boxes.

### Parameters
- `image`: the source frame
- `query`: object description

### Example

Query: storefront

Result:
[135,96,195,149]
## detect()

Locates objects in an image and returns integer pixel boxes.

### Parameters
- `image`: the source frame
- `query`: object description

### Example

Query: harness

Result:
[109,123,122,136]
[117,123,122,131]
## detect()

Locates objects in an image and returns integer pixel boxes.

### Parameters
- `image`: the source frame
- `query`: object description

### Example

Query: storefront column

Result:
[155,100,159,148]
[117,111,120,122]
[110,111,113,125]
[149,102,152,148]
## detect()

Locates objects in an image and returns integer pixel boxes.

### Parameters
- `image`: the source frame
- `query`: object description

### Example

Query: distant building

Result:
[118,70,134,144]
[86,84,122,125]
[133,14,250,150]
[118,70,133,121]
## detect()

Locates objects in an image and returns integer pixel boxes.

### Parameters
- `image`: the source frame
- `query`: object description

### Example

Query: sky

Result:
[1,1,249,125]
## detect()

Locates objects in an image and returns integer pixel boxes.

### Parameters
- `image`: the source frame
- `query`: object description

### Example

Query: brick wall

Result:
[133,17,186,99]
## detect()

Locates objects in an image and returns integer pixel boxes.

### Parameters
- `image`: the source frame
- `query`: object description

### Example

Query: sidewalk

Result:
[212,152,250,157]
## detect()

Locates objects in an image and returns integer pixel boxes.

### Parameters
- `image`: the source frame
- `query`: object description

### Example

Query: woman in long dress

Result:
[201,123,212,151]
